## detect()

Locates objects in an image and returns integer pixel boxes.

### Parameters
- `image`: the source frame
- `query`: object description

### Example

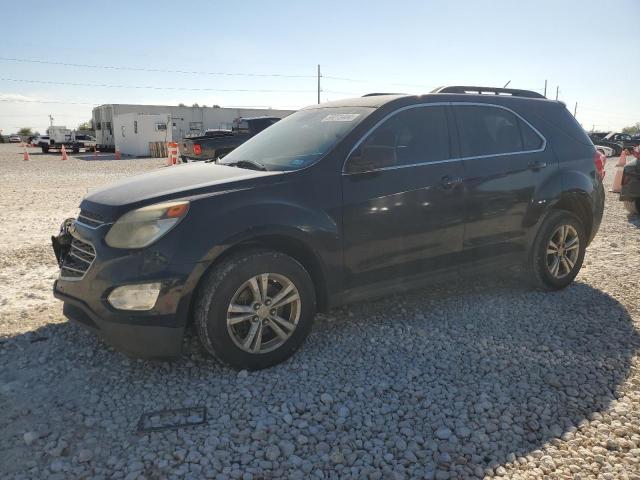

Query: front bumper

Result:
[54,286,184,359]
[52,219,203,359]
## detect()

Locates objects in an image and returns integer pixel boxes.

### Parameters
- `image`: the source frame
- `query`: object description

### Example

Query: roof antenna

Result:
[503,80,511,88]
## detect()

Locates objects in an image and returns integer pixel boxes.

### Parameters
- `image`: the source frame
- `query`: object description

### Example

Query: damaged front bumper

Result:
[51,218,195,359]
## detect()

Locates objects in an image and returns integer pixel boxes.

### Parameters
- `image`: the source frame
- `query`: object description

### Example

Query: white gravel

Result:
[1,143,639,479]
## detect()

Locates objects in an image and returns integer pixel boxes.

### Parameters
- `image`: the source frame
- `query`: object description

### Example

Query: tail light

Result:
[193,144,202,155]
[593,151,605,179]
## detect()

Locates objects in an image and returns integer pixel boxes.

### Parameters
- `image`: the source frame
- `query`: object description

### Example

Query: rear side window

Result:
[454,105,543,157]
[347,105,450,172]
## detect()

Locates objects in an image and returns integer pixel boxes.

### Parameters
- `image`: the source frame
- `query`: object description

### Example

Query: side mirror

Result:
[345,145,396,174]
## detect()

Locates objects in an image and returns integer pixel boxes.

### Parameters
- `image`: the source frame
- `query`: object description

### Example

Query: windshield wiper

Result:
[222,159,268,171]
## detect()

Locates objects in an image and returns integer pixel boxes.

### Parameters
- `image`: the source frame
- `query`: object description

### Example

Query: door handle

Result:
[440,175,463,188]
[528,160,547,171]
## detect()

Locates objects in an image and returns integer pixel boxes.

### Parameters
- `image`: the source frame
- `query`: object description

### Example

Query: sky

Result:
[1,0,638,135]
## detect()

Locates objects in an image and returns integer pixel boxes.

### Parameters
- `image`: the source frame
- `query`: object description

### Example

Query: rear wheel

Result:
[41,146,49,153]
[525,210,586,290]
[195,250,316,370]
[624,199,640,215]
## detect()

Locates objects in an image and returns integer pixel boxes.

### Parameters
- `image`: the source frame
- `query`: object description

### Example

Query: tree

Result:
[17,127,33,136]
[622,122,640,135]
[77,121,93,132]
[192,103,199,107]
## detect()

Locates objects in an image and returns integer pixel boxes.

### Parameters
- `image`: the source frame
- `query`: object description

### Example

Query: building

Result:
[92,104,295,156]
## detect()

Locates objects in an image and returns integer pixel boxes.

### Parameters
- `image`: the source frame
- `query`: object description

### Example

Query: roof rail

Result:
[362,92,406,97]
[431,86,545,99]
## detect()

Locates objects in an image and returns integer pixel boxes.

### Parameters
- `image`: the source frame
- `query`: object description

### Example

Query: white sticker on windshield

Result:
[321,113,361,122]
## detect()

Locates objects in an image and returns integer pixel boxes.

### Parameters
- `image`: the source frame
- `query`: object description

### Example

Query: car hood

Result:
[81,162,281,220]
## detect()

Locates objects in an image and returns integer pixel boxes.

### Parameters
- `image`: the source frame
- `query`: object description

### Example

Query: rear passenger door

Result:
[452,103,551,261]
[341,104,466,289]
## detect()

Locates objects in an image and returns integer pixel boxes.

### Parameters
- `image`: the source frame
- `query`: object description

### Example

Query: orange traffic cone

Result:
[61,144,69,161]
[612,151,628,193]
[115,147,121,160]
[616,149,628,167]
[22,143,30,161]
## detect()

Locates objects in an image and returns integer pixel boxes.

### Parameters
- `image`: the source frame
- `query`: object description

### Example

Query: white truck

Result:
[39,126,96,153]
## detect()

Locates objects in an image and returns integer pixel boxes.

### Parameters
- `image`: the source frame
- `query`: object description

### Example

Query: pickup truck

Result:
[180,116,281,162]
[38,127,97,153]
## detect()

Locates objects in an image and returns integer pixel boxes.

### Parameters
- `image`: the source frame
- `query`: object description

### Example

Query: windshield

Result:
[219,106,374,170]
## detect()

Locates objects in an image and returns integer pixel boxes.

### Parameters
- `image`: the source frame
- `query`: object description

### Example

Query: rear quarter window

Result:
[530,103,592,146]
[519,118,543,150]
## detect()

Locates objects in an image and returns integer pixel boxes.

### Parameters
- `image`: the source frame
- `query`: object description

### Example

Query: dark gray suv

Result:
[53,86,605,369]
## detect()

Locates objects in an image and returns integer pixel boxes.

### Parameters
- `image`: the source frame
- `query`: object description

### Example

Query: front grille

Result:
[77,209,105,228]
[61,238,96,279]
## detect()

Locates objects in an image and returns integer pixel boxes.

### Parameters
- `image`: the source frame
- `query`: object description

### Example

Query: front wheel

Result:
[525,210,586,290]
[195,250,316,370]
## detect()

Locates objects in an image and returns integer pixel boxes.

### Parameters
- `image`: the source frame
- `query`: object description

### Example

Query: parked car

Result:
[607,132,640,152]
[595,145,614,157]
[589,133,622,156]
[52,86,605,369]
[594,132,640,156]
[180,117,281,162]
[8,135,22,143]
[620,150,640,214]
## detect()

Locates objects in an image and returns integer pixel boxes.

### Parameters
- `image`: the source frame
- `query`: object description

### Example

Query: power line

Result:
[0,77,323,93]
[0,56,426,86]
[0,77,359,95]
[0,56,317,79]
[0,98,301,110]
[0,98,98,105]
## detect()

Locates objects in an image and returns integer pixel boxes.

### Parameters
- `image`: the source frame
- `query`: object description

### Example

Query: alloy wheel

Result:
[226,273,301,354]
[546,225,580,279]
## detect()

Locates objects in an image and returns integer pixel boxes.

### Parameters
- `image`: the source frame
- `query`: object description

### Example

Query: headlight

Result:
[105,200,189,248]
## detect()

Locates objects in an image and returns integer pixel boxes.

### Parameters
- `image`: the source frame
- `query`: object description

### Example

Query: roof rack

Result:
[431,86,545,99]
[362,93,406,97]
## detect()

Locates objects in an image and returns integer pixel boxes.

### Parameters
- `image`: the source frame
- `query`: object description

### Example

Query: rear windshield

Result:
[219,107,374,171]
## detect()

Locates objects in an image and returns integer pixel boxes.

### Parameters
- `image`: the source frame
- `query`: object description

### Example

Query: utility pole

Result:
[573,102,577,117]
[317,64,321,105]
[555,86,559,101]
[49,114,54,127]
[543,80,547,97]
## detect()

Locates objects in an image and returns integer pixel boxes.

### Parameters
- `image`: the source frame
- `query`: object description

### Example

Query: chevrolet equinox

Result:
[52,86,605,369]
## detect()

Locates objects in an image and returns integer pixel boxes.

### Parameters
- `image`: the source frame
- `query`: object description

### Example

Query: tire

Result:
[41,146,49,153]
[195,249,316,370]
[624,199,640,215]
[525,210,587,290]
[72,147,79,154]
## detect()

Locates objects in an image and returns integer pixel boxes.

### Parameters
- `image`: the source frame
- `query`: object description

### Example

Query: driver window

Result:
[345,105,450,173]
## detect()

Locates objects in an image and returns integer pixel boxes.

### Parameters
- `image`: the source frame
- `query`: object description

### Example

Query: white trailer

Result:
[114,113,171,157]
[92,104,294,154]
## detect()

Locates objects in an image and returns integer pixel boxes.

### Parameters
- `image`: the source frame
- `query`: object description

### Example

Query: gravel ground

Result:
[0,143,639,479]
